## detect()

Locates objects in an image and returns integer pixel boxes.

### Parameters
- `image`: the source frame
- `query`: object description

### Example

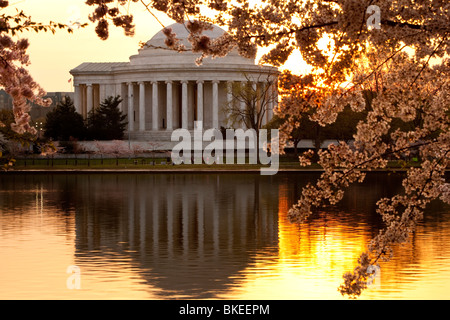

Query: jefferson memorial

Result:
[70,23,278,141]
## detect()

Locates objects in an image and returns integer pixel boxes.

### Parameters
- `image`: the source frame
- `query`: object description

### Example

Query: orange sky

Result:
[4,0,172,92]
[4,0,309,93]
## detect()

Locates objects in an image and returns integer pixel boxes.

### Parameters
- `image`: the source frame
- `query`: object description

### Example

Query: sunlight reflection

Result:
[0,173,449,299]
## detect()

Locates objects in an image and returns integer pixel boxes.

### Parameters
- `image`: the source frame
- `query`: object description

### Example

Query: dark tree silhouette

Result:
[86,95,127,140]
[44,96,86,141]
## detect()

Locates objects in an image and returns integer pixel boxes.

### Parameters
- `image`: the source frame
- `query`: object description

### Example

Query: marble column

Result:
[226,81,233,127]
[152,81,159,130]
[139,82,146,131]
[128,82,134,132]
[74,84,81,115]
[93,85,99,111]
[86,83,93,115]
[196,80,203,125]
[116,83,124,113]
[212,80,219,129]
[181,80,188,129]
[166,81,173,130]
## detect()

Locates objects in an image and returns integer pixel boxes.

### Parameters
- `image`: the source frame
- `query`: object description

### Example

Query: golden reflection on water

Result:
[0,173,449,299]
[220,183,371,300]
[0,184,155,300]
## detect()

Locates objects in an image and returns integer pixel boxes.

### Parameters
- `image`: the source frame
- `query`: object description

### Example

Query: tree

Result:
[96,140,131,165]
[1,108,46,170]
[272,70,320,157]
[222,72,278,162]
[266,113,317,158]
[86,95,127,140]
[86,0,450,299]
[224,73,278,133]
[44,96,86,141]
[0,109,35,144]
[0,2,86,136]
[268,103,366,158]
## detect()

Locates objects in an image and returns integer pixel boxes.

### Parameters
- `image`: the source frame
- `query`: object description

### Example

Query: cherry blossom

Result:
[1,2,81,135]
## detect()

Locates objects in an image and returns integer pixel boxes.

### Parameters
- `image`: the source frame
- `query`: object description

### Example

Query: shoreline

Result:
[0,166,433,174]
[2,159,445,174]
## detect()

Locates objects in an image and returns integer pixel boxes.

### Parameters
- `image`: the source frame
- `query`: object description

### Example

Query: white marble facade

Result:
[70,23,278,139]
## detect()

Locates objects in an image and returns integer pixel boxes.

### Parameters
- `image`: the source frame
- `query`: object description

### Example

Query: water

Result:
[0,172,449,300]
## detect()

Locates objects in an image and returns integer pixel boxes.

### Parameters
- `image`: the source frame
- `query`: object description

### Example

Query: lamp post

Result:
[34,121,43,139]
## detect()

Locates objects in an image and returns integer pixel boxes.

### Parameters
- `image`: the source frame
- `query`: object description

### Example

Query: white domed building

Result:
[70,22,278,141]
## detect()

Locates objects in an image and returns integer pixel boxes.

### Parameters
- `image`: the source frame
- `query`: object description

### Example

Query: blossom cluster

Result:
[0,2,82,135]
[0,24,51,134]
[85,0,138,40]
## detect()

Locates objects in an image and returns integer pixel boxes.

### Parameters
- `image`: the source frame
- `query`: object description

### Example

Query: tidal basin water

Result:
[0,172,449,300]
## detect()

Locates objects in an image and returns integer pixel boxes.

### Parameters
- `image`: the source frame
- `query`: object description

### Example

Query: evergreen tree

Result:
[44,96,86,141]
[86,96,127,140]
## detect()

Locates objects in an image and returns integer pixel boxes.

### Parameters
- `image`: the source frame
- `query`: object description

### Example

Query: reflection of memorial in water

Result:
[1,172,449,299]
[62,172,413,298]
[74,174,280,298]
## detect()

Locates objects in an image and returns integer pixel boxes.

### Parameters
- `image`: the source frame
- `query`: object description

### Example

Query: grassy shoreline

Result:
[0,157,430,173]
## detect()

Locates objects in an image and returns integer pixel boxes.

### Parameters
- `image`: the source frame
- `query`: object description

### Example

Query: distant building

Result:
[0,90,74,120]
[70,22,279,141]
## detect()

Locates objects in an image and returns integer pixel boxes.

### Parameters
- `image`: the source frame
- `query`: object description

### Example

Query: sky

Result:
[5,0,309,93]
[5,0,173,92]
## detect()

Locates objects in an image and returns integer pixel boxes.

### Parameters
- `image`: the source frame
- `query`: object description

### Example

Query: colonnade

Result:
[74,79,277,131]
